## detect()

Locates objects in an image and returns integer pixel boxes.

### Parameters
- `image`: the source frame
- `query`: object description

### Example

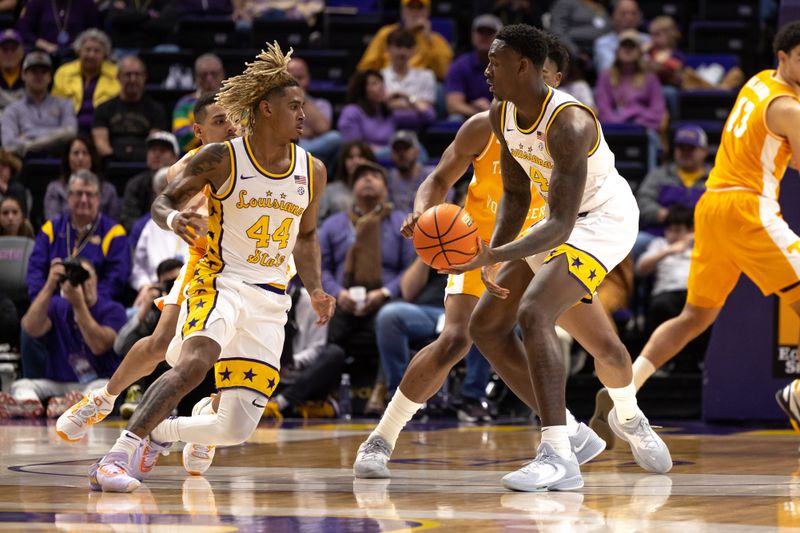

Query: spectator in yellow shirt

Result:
[357,0,453,81]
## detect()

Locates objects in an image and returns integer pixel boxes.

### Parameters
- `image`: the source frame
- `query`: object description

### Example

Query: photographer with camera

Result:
[0,258,127,418]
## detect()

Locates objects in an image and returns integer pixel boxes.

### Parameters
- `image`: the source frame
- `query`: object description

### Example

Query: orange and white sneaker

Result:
[130,436,172,480]
[89,452,141,493]
[56,389,114,442]
[0,392,44,418]
[47,390,84,418]
[183,443,216,475]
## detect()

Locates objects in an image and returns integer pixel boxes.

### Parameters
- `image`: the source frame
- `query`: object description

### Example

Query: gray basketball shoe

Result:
[570,422,606,465]
[502,442,584,492]
[608,407,673,474]
[353,436,393,479]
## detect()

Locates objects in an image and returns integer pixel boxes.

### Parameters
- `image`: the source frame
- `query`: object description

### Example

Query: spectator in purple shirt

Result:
[445,14,502,120]
[0,258,126,419]
[596,29,666,169]
[265,162,415,418]
[16,0,100,56]
[337,70,398,159]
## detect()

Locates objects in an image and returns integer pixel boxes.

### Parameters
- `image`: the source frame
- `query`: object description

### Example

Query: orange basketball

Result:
[413,204,480,270]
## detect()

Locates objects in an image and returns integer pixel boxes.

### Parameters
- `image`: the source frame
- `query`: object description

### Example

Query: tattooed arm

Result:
[151,142,231,243]
[488,100,532,248]
[492,106,595,262]
[294,157,335,325]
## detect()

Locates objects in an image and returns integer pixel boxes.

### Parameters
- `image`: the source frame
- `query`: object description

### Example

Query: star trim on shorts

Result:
[208,231,215,240]
[195,300,206,309]
[243,369,257,381]
[188,318,198,328]
[571,257,583,269]
[209,206,217,216]
[218,367,231,381]
[588,269,597,280]
[193,269,200,277]
[267,378,276,390]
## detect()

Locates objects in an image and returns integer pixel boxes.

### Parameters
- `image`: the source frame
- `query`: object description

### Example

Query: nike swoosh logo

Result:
[572,437,588,454]
[506,127,514,131]
[241,175,257,180]
[252,399,266,409]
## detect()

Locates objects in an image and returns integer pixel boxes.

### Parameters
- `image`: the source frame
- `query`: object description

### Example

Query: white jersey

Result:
[501,85,629,213]
[202,135,312,289]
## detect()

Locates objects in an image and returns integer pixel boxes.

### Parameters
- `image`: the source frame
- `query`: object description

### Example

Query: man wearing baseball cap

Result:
[636,124,710,238]
[387,130,438,213]
[120,131,179,231]
[1,51,77,157]
[357,0,453,80]
[0,29,24,110]
[445,14,502,119]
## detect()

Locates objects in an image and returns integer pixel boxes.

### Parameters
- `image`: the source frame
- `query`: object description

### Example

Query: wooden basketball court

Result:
[2,418,800,531]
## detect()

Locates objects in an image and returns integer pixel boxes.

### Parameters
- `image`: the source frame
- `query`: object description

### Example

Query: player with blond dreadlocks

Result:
[90,43,336,493]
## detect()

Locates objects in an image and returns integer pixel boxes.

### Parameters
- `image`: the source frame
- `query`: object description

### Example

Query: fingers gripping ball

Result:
[413,204,480,269]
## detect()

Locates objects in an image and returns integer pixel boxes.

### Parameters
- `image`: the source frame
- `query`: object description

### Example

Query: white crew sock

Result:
[565,409,580,436]
[541,425,572,458]
[607,380,640,423]
[108,430,142,464]
[632,357,657,391]
[370,389,424,448]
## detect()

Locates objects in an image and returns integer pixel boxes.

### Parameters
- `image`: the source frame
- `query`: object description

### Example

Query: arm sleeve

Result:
[319,223,344,296]
[0,104,21,148]
[26,229,52,300]
[357,26,389,72]
[594,72,619,124]
[336,105,363,142]
[636,167,666,227]
[99,231,132,299]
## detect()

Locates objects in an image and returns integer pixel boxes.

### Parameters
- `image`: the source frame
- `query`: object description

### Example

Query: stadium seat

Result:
[139,49,195,86]
[683,53,740,73]
[615,160,648,191]
[216,49,259,78]
[688,21,751,59]
[0,236,35,305]
[421,120,461,159]
[638,0,689,30]
[700,0,759,20]
[324,15,383,50]
[325,0,380,13]
[431,17,455,43]
[251,19,315,50]
[177,17,241,50]
[677,90,736,122]
[106,162,148,197]
[147,87,187,119]
[19,158,59,225]
[602,123,649,177]
[296,49,353,85]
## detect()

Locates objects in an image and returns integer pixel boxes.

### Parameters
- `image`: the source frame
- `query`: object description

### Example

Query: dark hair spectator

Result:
[44,135,119,222]
[320,140,377,221]
[0,29,25,112]
[0,196,34,237]
[0,149,30,216]
[338,70,397,156]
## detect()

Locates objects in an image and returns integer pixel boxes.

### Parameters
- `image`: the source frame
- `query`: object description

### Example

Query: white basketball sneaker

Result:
[56,389,114,442]
[502,442,584,492]
[183,396,216,475]
[608,407,672,474]
[776,379,800,432]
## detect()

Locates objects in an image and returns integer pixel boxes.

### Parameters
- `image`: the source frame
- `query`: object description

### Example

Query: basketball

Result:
[413,204,480,270]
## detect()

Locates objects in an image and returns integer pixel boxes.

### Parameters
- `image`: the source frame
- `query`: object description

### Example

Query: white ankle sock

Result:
[275,395,289,411]
[151,417,180,444]
[607,381,640,423]
[541,425,572,458]
[565,409,580,436]
[108,430,142,463]
[370,390,424,448]
[632,358,656,391]
[97,385,118,403]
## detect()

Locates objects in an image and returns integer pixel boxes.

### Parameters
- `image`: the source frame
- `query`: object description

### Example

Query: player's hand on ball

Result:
[481,263,510,299]
[311,289,336,325]
[440,240,495,274]
[170,210,204,245]
[400,211,422,239]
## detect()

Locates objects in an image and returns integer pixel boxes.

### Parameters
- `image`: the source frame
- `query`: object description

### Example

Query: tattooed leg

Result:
[126,335,220,438]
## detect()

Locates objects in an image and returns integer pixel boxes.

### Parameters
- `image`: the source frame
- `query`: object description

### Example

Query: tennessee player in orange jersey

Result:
[56,92,237,442]
[593,21,800,436]
[354,34,630,479]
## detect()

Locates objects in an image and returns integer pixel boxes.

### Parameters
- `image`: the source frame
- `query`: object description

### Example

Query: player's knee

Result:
[468,310,494,344]
[517,302,551,333]
[591,335,629,365]
[173,356,211,389]
[436,328,471,359]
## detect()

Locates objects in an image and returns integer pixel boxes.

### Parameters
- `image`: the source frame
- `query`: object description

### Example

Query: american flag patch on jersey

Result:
[294,175,307,185]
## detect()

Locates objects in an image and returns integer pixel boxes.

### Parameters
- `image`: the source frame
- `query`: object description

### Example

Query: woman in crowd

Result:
[337,70,398,159]
[0,196,34,237]
[319,140,377,221]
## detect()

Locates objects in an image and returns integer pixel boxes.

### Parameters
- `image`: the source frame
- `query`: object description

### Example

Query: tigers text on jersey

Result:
[200,135,313,289]
[707,70,799,199]
[501,85,627,213]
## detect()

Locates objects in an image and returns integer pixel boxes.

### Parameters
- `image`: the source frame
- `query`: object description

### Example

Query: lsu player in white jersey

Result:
[354,35,614,478]
[55,93,236,443]
[447,24,671,491]
[91,43,335,493]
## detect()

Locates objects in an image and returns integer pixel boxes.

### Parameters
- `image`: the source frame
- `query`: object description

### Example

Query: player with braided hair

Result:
[90,42,335,492]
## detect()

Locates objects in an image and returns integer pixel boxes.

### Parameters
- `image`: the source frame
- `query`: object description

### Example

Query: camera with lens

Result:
[60,257,90,286]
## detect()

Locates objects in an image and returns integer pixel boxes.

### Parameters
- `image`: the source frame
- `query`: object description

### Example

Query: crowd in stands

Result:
[0,0,776,421]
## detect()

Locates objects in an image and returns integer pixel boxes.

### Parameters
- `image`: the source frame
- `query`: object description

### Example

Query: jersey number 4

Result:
[246,215,293,249]
[725,97,755,139]
[529,167,549,193]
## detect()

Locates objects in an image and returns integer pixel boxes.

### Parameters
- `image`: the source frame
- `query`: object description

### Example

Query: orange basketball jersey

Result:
[707,70,799,199]
[466,131,546,242]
